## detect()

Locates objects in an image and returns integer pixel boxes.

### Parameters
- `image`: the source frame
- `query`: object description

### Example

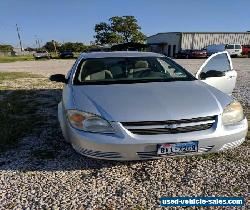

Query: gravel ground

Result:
[0,58,249,209]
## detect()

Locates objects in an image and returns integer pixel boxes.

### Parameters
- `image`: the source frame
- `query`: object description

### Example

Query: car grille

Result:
[121,116,216,135]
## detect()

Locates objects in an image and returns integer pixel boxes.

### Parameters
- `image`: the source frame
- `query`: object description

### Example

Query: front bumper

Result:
[58,105,248,160]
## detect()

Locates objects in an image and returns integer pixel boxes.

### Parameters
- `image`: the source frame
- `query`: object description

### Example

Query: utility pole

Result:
[16,24,23,51]
[37,39,41,48]
[35,35,39,49]
[52,40,58,55]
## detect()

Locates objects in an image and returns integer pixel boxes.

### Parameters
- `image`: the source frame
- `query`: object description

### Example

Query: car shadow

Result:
[0,88,148,172]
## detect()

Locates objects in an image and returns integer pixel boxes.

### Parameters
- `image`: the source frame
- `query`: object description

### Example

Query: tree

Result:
[94,16,146,45]
[25,47,36,51]
[60,42,88,52]
[43,41,88,52]
[0,44,13,51]
[43,40,61,52]
[94,22,122,45]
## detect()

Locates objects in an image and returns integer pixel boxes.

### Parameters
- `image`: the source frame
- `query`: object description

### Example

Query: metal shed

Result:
[147,32,250,57]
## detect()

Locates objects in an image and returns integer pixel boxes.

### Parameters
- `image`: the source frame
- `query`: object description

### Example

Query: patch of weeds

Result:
[0,90,46,152]
[31,149,56,160]
[0,72,47,153]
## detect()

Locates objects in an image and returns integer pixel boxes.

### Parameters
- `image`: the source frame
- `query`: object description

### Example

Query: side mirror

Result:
[200,70,225,80]
[49,74,68,83]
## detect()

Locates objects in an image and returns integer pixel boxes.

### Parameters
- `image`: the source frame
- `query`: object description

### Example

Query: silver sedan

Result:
[50,51,248,160]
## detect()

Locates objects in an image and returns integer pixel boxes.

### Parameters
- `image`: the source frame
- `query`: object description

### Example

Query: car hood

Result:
[72,81,232,122]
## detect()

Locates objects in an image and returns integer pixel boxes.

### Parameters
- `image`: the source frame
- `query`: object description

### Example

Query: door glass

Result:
[201,53,231,74]
[235,45,241,49]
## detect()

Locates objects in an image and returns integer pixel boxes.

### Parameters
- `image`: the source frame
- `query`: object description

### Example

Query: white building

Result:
[147,32,250,57]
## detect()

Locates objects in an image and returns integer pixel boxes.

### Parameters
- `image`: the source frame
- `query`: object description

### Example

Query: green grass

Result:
[0,53,78,63]
[0,55,35,63]
[0,72,41,82]
[0,72,45,152]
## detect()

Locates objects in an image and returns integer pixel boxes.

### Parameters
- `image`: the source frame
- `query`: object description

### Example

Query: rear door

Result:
[196,51,237,95]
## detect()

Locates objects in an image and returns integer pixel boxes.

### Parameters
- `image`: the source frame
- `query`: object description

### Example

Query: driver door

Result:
[196,51,237,95]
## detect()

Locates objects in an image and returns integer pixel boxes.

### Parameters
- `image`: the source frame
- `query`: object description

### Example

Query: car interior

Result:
[77,57,188,82]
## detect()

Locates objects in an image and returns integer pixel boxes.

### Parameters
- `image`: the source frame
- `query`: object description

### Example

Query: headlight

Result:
[67,110,114,133]
[222,101,244,125]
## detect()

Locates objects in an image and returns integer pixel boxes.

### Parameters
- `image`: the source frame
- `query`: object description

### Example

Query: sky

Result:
[0,0,249,48]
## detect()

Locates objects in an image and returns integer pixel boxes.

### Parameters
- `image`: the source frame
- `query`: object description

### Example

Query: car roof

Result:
[79,51,164,59]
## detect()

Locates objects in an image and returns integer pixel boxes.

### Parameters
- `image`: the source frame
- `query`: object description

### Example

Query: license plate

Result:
[157,141,198,155]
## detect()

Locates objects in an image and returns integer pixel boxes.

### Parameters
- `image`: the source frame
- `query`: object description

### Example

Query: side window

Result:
[157,58,188,78]
[201,53,231,73]
[225,44,234,49]
[235,45,241,49]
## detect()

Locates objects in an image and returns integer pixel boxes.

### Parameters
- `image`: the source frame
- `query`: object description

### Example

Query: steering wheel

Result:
[134,69,171,79]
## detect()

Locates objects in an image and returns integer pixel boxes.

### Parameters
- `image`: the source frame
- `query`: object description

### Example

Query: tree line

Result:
[1,16,145,53]
[41,41,89,52]
[41,16,146,52]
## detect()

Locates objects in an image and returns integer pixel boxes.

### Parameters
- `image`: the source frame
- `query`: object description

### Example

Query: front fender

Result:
[58,101,70,142]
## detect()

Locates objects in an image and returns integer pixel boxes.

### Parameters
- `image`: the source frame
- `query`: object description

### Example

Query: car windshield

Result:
[74,57,195,85]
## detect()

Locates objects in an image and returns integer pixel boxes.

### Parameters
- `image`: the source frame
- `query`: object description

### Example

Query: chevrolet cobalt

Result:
[50,51,248,160]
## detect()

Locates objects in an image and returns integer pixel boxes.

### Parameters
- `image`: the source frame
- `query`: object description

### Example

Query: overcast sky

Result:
[0,0,249,48]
